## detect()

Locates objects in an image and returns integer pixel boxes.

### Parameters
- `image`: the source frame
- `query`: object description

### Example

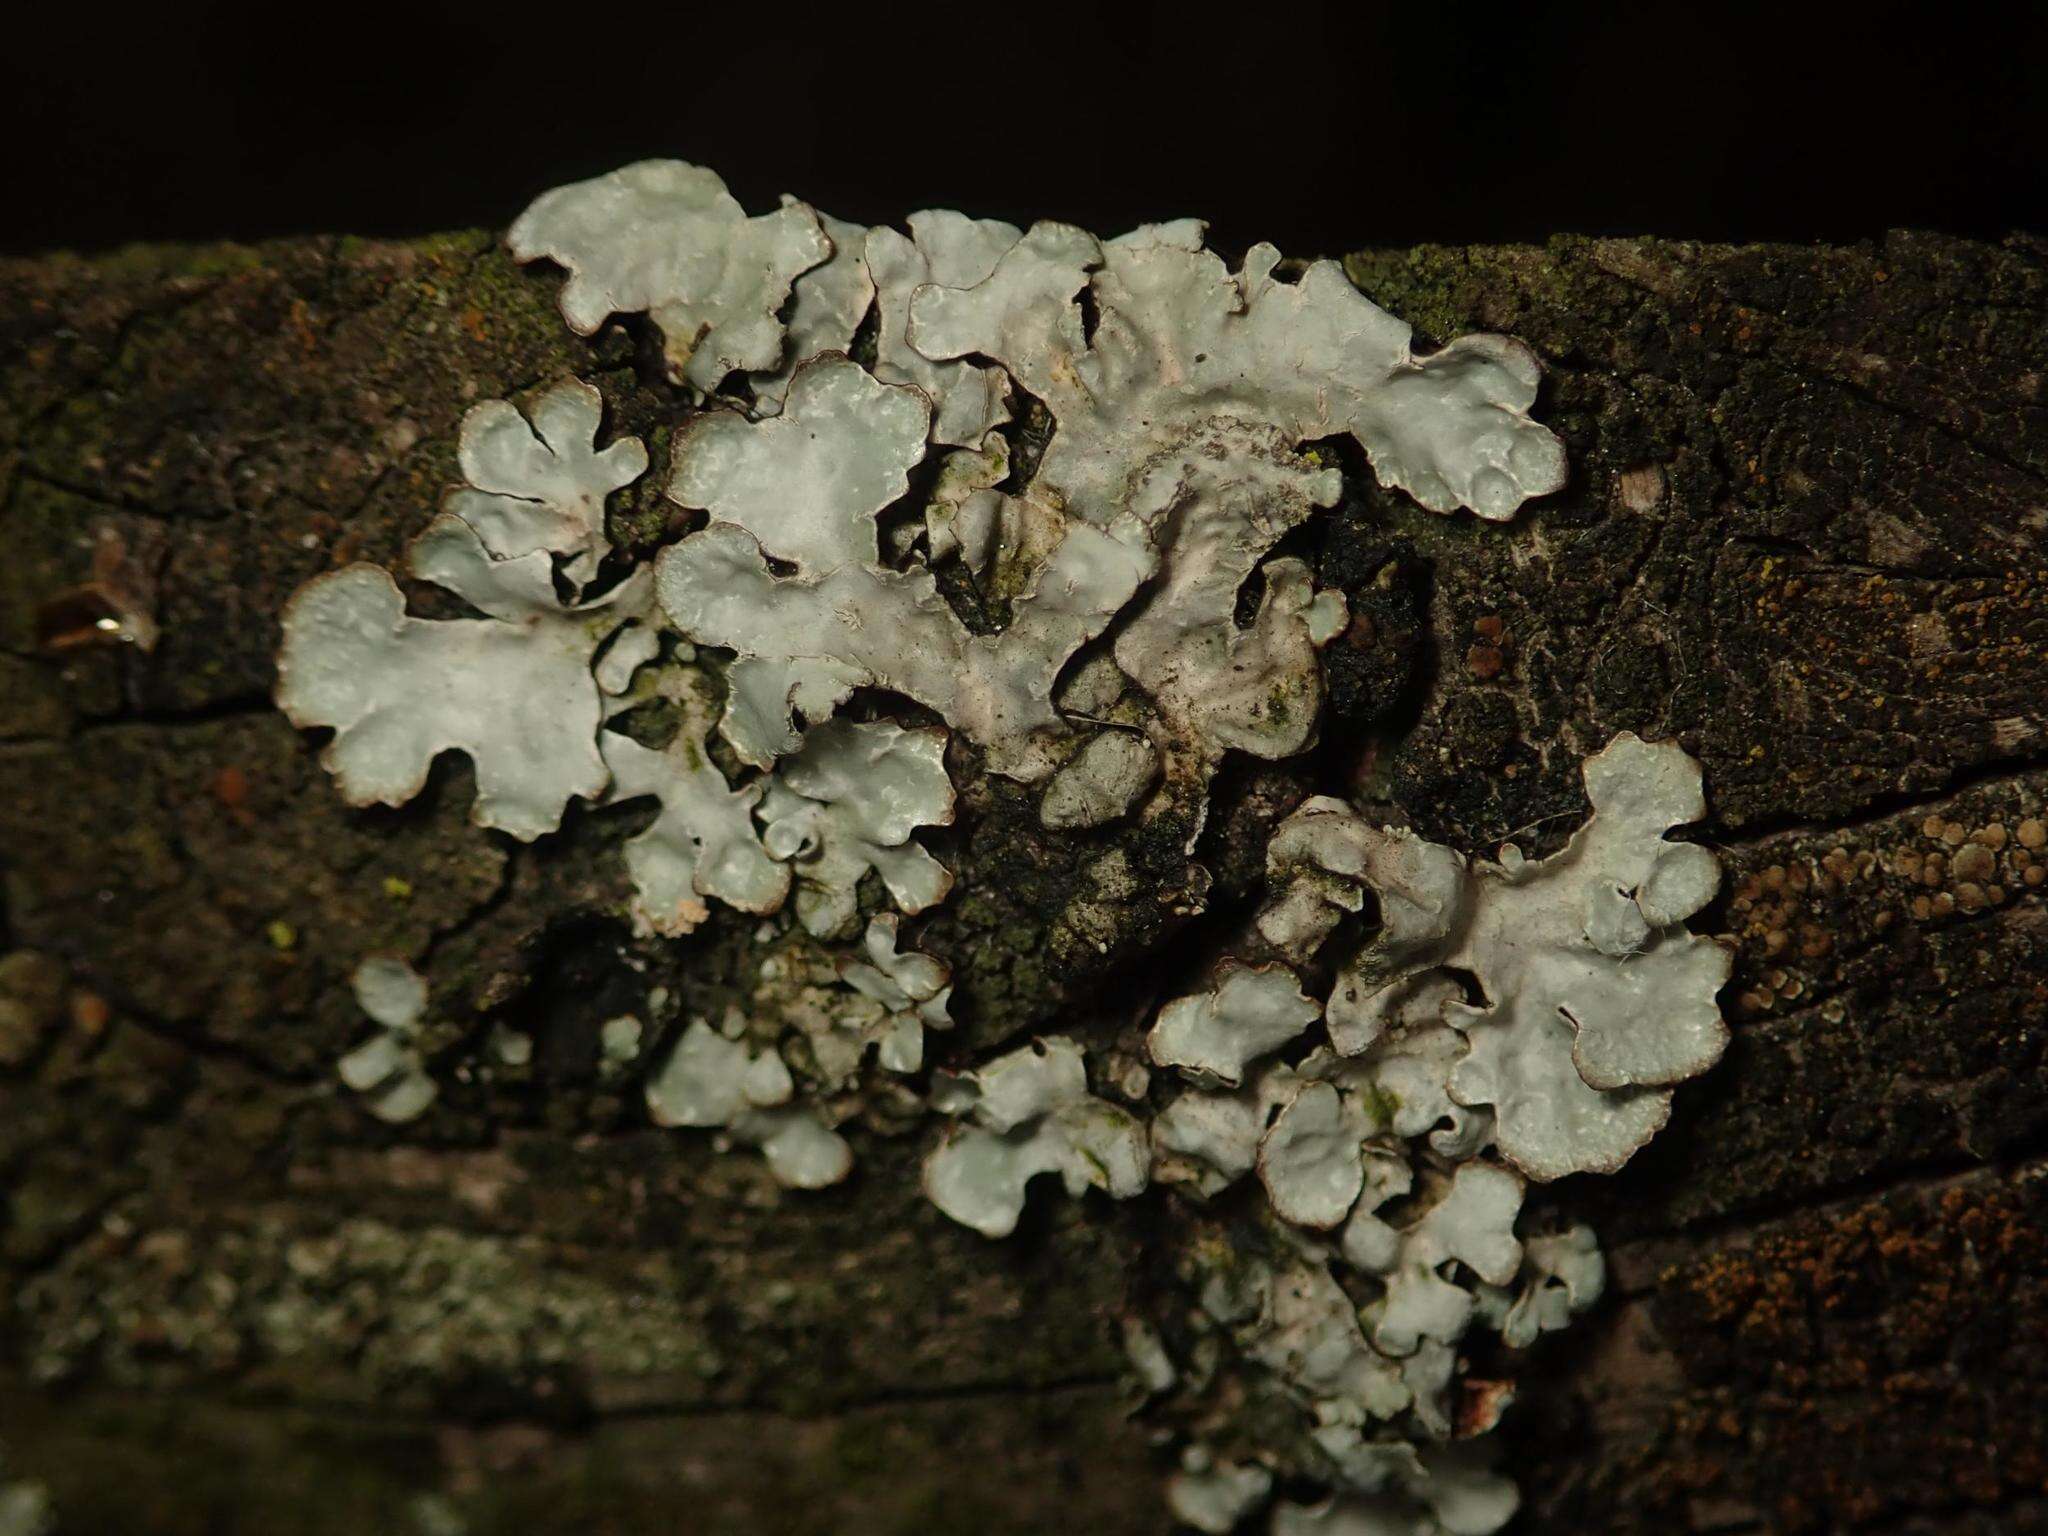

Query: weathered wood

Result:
[3,227,2046,1534]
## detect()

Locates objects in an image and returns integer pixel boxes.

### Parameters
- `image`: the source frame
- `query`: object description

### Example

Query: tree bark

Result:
[2,228,2046,1535]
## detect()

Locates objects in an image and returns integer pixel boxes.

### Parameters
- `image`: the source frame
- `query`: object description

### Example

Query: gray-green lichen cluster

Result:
[270,160,1731,1532]
[1133,735,1727,1531]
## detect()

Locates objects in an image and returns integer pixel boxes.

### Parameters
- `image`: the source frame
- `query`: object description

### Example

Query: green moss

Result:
[1343,245,1484,344]
[51,240,269,286]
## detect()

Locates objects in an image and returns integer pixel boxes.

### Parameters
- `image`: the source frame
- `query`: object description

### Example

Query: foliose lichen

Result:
[270,158,1727,1530]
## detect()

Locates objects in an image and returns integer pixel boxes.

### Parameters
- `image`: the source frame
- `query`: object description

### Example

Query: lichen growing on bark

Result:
[252,158,1740,1532]
[35,169,2046,1536]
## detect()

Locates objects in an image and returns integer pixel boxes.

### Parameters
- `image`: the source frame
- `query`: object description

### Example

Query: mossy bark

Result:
[3,227,2047,1535]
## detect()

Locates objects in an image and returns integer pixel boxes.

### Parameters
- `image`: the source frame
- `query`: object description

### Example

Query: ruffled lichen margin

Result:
[263,160,1727,1533]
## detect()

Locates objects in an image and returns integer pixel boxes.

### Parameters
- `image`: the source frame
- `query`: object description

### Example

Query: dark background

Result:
[2,4,2038,256]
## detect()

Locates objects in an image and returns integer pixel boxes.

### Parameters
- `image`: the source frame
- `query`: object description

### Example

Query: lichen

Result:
[833,913,953,1074]
[906,221,1561,793]
[1118,737,1720,1532]
[1329,732,1735,1181]
[261,159,1729,1532]
[338,958,436,1122]
[750,207,875,410]
[922,1037,1150,1239]
[1168,1453,1275,1534]
[599,665,788,937]
[276,500,649,842]
[644,1018,851,1190]
[866,212,1022,446]
[655,351,1149,781]
[0,1449,53,1536]
[507,160,830,393]
[1148,963,1320,1087]
[757,718,955,940]
[1039,729,1159,830]
[443,376,647,585]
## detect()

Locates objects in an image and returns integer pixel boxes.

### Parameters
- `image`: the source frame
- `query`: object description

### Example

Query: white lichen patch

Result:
[1258,1081,1370,1229]
[276,511,646,841]
[1167,1452,1275,1535]
[833,913,953,1074]
[750,206,876,410]
[340,958,436,1122]
[1323,825,1468,1055]
[1151,1063,1299,1197]
[1475,1223,1606,1349]
[0,1448,53,1536]
[1149,963,1320,1087]
[757,718,955,939]
[904,227,1561,790]
[1295,734,1730,1181]
[1243,1260,1412,1421]
[599,1014,644,1075]
[1130,741,1723,1530]
[645,1019,851,1189]
[658,434,1150,782]
[509,160,831,393]
[1258,795,1379,963]
[669,354,930,578]
[594,620,664,696]
[922,234,1547,521]
[1110,433,1346,775]
[443,377,647,586]
[747,939,924,1094]
[923,1036,1150,1238]
[598,667,788,937]
[1344,1160,1524,1356]
[1272,1441,1519,1536]
[867,211,1022,446]
[655,348,1152,778]
[1322,976,1493,1159]
[617,200,1566,797]
[1438,734,1732,1180]
[923,432,1012,572]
